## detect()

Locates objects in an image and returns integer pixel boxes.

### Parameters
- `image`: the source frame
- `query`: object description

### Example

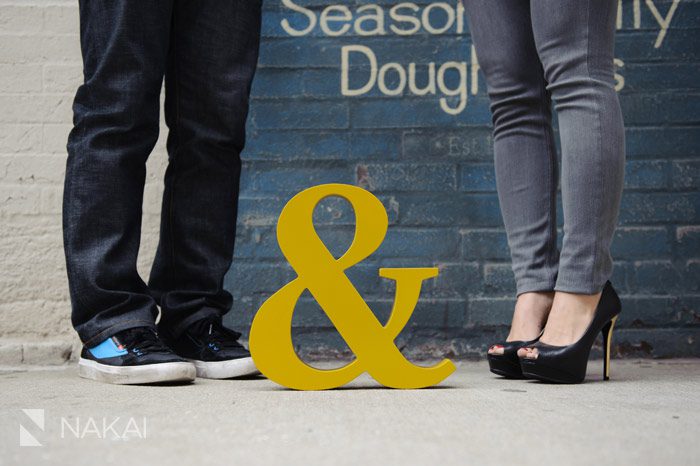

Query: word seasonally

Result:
[279,0,682,115]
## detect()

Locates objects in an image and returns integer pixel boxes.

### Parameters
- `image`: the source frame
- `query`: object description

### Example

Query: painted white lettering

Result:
[320,5,352,36]
[470,45,480,95]
[408,63,437,96]
[341,45,378,96]
[614,58,625,91]
[355,4,386,36]
[437,61,468,114]
[378,63,407,96]
[646,0,680,48]
[422,2,455,35]
[389,3,421,35]
[280,0,316,37]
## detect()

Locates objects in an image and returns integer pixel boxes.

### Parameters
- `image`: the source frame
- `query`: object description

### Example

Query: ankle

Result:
[505,291,554,342]
[515,291,554,322]
[551,291,602,315]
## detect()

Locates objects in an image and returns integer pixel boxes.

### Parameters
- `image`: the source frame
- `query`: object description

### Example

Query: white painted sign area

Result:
[280,0,682,114]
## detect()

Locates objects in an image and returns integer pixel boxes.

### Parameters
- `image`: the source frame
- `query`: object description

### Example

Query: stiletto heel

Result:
[519,282,622,384]
[601,315,618,381]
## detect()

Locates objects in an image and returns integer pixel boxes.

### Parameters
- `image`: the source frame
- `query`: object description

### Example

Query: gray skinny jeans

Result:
[463,0,625,295]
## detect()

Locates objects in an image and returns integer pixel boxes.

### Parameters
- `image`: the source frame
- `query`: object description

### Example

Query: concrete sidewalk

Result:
[1,359,699,466]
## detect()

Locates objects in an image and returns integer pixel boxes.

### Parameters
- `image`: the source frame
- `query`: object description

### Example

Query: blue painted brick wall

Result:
[224,0,700,359]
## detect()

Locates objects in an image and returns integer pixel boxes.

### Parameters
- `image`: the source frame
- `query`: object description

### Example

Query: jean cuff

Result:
[161,307,222,339]
[516,280,557,296]
[554,280,607,295]
[81,319,157,347]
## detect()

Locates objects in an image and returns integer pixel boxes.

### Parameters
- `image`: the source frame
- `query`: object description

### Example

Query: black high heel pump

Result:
[519,281,621,384]
[487,336,541,379]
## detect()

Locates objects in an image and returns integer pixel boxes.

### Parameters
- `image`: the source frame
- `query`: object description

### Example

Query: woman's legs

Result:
[523,0,625,353]
[464,0,560,295]
[531,0,625,294]
[463,0,557,347]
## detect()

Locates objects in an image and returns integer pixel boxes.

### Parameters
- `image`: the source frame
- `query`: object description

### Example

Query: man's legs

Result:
[64,0,174,345]
[149,1,262,339]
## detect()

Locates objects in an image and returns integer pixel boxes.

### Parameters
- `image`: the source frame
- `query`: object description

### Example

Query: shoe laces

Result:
[115,327,171,356]
[191,317,244,351]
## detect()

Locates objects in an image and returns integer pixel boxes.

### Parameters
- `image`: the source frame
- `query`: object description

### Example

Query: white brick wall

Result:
[0,1,168,364]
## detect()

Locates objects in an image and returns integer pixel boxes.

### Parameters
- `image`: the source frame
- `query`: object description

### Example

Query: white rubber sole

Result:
[189,356,259,379]
[78,358,196,385]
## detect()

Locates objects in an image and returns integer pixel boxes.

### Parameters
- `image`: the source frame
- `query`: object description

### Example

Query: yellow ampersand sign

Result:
[249,183,456,390]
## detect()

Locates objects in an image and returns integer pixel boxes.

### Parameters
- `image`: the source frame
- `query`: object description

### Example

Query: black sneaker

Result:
[78,327,196,385]
[161,317,258,379]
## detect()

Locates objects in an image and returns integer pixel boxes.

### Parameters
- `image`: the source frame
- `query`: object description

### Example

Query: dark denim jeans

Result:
[63,0,261,345]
